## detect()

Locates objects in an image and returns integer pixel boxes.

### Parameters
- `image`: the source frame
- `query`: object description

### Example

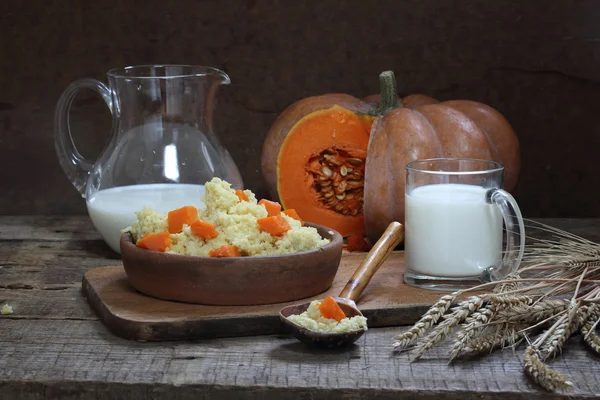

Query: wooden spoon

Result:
[279,221,404,348]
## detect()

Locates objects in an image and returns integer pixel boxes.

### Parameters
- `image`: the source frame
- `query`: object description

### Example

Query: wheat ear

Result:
[460,324,526,356]
[523,345,573,392]
[493,272,521,294]
[393,293,458,350]
[540,304,590,360]
[449,305,496,360]
[495,299,570,324]
[411,296,483,361]
[581,305,600,355]
[449,295,532,360]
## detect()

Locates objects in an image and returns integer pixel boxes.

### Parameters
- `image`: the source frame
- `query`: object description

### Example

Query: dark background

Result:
[1,1,599,217]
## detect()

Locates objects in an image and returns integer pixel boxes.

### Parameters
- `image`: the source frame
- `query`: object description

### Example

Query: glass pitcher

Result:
[54,65,243,253]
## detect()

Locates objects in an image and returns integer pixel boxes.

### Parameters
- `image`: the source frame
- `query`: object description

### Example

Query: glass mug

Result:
[403,158,525,291]
[54,65,243,253]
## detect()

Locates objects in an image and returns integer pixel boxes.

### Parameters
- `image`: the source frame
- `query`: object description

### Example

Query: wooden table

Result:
[1,216,600,400]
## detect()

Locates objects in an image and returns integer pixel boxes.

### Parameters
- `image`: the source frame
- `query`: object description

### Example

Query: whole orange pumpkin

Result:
[363,73,520,242]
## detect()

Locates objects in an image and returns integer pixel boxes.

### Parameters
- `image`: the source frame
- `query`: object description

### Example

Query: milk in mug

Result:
[405,183,503,278]
[86,183,206,253]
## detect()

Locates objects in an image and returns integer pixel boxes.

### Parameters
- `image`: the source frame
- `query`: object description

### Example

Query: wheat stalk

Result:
[460,324,526,356]
[495,299,570,324]
[581,305,600,355]
[449,295,532,360]
[523,344,574,392]
[411,296,483,360]
[393,293,458,350]
[539,305,589,360]
[493,272,521,294]
[449,305,496,360]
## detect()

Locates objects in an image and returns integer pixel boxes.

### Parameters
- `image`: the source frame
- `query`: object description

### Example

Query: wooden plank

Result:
[82,252,449,341]
[0,215,101,241]
[1,239,119,264]
[0,287,97,320]
[0,319,598,399]
[0,239,119,286]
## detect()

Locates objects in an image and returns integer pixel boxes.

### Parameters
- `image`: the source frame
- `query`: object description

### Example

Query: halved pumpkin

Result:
[260,74,400,237]
[274,107,371,236]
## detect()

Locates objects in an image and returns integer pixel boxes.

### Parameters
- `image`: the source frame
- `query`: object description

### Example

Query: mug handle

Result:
[54,78,113,197]
[483,188,526,282]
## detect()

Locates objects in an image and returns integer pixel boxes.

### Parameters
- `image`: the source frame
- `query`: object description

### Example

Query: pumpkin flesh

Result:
[276,105,373,236]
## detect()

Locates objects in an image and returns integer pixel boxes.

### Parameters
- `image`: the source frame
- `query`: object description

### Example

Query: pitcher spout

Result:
[214,69,231,86]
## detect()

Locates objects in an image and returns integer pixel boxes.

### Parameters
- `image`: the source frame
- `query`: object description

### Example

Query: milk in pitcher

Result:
[405,183,503,277]
[86,183,206,253]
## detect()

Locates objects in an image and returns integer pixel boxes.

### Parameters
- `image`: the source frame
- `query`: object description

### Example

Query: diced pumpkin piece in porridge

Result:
[137,231,172,252]
[283,208,303,225]
[190,219,219,240]
[167,205,199,233]
[257,214,291,237]
[258,199,282,217]
[209,245,241,258]
[235,189,249,202]
[319,296,346,322]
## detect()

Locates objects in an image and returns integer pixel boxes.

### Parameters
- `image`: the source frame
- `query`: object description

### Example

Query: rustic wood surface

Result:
[1,216,600,399]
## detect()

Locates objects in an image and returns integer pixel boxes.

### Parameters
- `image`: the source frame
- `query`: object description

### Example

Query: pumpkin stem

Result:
[371,70,402,115]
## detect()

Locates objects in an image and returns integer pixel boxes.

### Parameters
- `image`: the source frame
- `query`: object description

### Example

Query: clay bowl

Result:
[119,223,343,306]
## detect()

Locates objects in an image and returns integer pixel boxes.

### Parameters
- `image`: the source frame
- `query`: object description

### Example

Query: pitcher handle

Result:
[483,188,526,282]
[54,78,113,197]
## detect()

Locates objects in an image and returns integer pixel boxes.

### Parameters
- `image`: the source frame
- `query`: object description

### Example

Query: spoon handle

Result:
[339,221,404,302]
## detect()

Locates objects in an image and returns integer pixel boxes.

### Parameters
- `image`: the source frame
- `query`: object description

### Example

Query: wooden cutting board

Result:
[83,252,452,341]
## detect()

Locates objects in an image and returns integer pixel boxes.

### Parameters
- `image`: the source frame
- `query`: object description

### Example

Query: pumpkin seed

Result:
[346,180,363,189]
[322,166,333,177]
[336,194,345,201]
[324,154,341,165]
[323,191,334,198]
[340,165,348,176]
[347,158,363,165]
